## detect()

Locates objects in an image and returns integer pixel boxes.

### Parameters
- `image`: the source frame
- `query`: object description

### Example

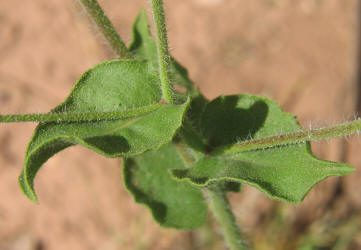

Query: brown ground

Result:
[0,0,360,249]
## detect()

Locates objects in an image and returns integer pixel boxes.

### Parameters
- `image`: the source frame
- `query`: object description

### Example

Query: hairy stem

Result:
[79,0,131,58]
[208,186,247,250]
[150,0,174,104]
[213,118,361,155]
[0,104,162,123]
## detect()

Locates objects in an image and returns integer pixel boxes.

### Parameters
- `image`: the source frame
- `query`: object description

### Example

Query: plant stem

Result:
[79,0,131,58]
[150,0,174,104]
[0,104,162,123]
[213,118,361,155]
[208,186,247,250]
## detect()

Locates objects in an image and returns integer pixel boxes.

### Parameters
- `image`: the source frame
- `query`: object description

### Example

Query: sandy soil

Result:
[0,0,360,249]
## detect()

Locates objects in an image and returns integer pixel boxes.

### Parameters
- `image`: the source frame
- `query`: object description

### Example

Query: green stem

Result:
[79,0,131,58]
[208,186,247,250]
[213,118,361,155]
[150,0,174,104]
[0,104,162,123]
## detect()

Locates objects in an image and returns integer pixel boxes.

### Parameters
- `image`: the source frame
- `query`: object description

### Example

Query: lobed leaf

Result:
[172,95,354,203]
[20,59,189,202]
[123,143,208,230]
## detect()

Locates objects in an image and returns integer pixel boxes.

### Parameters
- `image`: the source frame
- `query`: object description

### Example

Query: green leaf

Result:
[19,59,189,202]
[129,9,157,66]
[179,94,209,156]
[217,181,243,193]
[128,9,246,194]
[172,95,354,203]
[123,143,208,230]
[179,94,243,193]
[129,9,196,95]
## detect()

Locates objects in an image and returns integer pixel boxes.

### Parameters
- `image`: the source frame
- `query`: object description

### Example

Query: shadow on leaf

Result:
[84,135,130,155]
[201,95,268,148]
[123,158,168,224]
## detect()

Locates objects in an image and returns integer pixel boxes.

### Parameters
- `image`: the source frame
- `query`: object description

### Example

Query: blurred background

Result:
[0,0,360,249]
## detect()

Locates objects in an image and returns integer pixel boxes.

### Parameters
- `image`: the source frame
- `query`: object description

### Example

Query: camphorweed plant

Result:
[1,1,360,249]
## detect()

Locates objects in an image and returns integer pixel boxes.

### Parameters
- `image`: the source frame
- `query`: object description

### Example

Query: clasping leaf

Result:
[20,59,189,202]
[172,95,354,203]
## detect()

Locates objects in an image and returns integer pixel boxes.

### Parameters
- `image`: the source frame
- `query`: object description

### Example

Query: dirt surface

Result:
[0,0,360,249]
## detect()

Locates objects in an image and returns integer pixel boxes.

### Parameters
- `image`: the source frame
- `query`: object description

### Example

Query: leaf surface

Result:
[172,95,354,203]
[127,9,245,194]
[123,143,207,230]
[20,59,189,202]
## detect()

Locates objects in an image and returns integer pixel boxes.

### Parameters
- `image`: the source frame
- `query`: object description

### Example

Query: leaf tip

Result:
[340,164,355,175]
[328,162,355,176]
[18,171,38,203]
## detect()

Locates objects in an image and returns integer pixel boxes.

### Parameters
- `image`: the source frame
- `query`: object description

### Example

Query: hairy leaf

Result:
[123,143,207,230]
[178,95,243,193]
[128,9,245,194]
[129,8,196,95]
[172,95,354,203]
[20,59,189,202]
